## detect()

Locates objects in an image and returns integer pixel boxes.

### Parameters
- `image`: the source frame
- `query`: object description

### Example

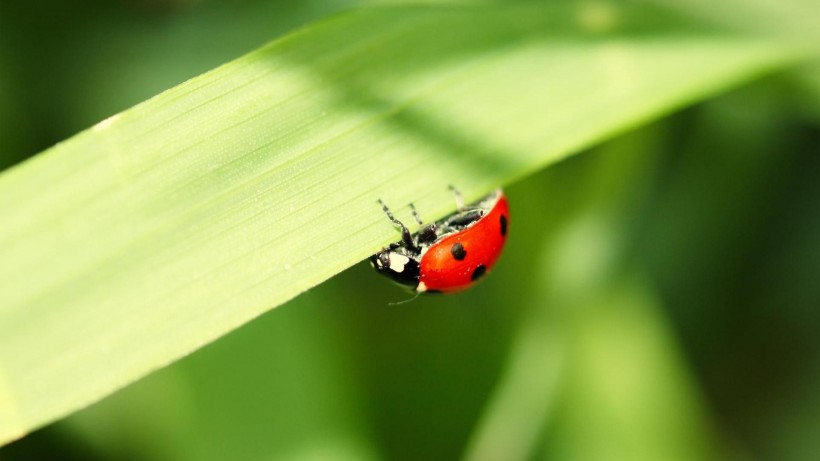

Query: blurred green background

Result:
[1,1,818,460]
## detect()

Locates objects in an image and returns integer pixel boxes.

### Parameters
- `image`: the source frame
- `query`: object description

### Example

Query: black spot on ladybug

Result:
[450,242,467,260]
[471,264,486,281]
[500,215,507,236]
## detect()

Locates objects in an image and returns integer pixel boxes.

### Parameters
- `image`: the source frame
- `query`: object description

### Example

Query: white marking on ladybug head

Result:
[416,281,428,292]
[388,253,410,273]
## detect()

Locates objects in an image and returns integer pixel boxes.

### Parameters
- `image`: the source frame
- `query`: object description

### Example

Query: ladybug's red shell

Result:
[418,193,509,293]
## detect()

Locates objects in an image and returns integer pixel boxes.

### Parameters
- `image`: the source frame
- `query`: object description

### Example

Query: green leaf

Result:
[0,1,810,445]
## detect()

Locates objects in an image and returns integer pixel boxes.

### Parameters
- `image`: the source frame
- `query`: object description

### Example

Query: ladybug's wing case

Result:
[417,192,509,293]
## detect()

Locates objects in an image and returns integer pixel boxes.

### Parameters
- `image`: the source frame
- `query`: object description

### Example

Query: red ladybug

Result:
[370,189,509,293]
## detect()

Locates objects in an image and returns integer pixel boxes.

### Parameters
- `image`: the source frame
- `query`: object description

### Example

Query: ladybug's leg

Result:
[410,203,438,244]
[378,199,417,251]
[443,209,483,228]
[409,203,424,225]
[448,185,465,210]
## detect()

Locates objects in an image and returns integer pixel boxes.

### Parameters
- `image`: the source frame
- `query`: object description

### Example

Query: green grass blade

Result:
[0,2,808,444]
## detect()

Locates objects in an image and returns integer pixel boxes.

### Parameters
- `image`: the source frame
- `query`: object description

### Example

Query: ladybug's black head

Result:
[369,249,420,288]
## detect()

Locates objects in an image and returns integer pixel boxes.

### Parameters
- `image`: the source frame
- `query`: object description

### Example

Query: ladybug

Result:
[370,188,509,293]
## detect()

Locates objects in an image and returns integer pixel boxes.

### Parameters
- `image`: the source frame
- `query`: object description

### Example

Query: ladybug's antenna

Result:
[448,185,465,210]
[378,198,416,250]
[388,291,421,306]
